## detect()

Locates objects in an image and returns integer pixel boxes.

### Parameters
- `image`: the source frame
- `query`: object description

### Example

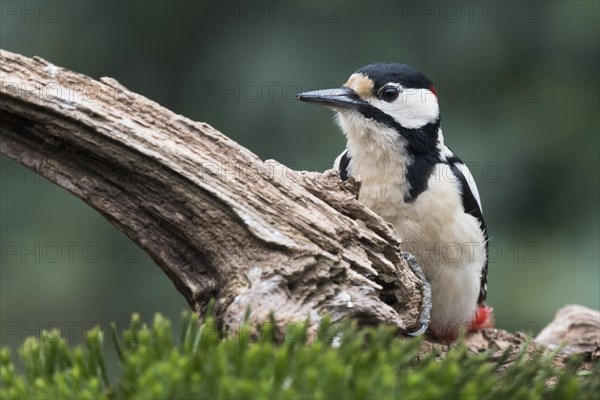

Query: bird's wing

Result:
[334,149,351,181]
[447,156,485,228]
[447,156,489,305]
[452,162,483,213]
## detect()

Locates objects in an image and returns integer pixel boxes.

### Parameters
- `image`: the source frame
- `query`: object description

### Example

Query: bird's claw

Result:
[406,322,429,337]
[403,251,432,337]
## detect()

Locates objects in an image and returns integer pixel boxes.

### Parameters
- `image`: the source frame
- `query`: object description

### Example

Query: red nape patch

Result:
[469,305,494,331]
[429,84,437,98]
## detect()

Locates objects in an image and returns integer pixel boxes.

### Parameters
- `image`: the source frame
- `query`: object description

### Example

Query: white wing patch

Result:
[455,162,482,212]
[333,149,348,170]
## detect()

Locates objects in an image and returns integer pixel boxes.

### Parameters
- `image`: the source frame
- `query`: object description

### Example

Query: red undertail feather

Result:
[469,305,494,332]
[430,305,495,343]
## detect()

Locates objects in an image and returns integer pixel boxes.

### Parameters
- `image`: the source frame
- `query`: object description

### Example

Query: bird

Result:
[297,63,493,340]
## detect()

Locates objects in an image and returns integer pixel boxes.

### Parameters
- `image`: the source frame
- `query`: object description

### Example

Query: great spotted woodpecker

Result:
[298,63,493,339]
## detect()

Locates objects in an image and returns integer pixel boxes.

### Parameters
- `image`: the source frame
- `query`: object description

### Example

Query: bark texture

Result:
[0,49,422,333]
[537,305,600,357]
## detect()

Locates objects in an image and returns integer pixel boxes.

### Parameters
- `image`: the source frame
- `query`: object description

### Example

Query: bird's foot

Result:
[403,251,432,337]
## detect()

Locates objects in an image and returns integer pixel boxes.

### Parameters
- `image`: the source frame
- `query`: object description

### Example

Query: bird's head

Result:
[298,63,441,155]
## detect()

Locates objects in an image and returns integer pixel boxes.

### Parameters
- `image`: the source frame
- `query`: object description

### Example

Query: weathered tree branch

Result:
[0,49,424,333]
[1,50,598,370]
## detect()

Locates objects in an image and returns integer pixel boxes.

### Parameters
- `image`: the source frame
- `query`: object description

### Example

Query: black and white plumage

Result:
[298,63,491,338]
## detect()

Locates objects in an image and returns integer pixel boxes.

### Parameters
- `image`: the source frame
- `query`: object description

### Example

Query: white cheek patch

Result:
[372,88,439,129]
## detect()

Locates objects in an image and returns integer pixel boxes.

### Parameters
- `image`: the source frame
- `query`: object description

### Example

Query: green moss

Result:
[1,312,598,400]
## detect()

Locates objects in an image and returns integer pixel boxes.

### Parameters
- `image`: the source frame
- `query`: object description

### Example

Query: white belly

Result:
[359,163,486,336]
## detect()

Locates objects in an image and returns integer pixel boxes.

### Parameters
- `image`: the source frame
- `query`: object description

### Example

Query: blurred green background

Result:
[1,0,598,368]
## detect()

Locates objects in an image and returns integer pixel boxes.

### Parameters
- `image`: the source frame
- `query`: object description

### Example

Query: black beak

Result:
[297,87,367,111]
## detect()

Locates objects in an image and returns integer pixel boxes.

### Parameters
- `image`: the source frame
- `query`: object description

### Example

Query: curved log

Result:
[0,49,423,333]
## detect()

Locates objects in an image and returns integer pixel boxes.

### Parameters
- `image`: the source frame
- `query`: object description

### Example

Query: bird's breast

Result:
[358,163,486,272]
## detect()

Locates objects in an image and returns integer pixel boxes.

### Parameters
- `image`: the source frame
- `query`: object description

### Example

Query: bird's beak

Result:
[297,87,367,111]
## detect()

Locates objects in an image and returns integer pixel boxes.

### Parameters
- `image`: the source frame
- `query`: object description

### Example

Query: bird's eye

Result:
[380,86,400,102]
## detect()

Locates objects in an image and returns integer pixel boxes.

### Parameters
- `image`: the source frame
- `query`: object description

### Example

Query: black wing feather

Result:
[448,157,489,305]
[338,150,351,181]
